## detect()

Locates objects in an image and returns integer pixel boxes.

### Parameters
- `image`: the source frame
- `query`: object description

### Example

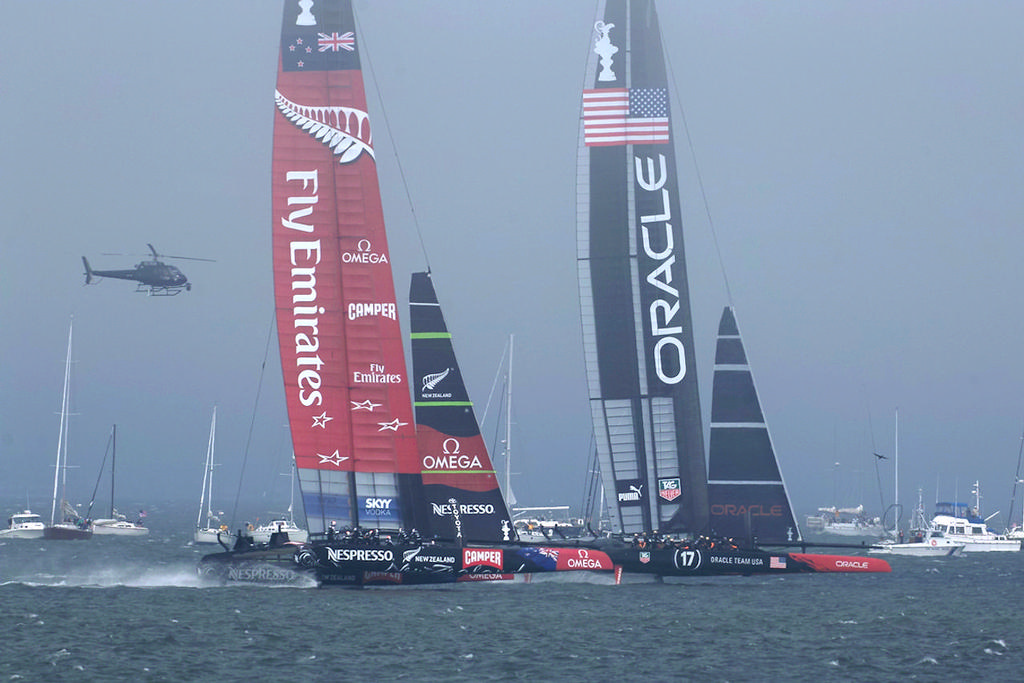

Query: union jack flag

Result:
[318,31,355,52]
[537,547,560,561]
[582,87,670,147]
[770,556,787,570]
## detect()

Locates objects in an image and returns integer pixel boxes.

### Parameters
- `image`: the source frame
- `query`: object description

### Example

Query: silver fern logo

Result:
[275,90,374,164]
[421,368,451,392]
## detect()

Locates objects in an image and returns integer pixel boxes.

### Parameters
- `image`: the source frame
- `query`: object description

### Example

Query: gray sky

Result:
[2,2,1023,530]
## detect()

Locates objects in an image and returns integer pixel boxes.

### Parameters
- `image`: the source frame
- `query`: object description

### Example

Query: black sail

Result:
[577,0,708,535]
[707,307,800,543]
[407,272,515,543]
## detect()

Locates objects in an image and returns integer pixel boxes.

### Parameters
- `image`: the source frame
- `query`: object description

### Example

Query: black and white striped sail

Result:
[707,307,800,543]
[576,0,708,535]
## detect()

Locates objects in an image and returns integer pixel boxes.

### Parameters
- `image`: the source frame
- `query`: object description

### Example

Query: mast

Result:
[576,0,707,535]
[109,424,116,519]
[504,335,515,505]
[50,321,73,526]
[197,407,216,530]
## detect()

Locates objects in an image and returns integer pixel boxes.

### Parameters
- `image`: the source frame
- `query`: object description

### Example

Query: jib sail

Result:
[408,272,514,543]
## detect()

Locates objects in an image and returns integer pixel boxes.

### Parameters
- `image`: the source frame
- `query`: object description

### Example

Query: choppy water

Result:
[2,500,1022,682]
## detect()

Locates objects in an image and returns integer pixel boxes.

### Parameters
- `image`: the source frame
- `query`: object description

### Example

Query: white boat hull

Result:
[251,521,308,544]
[930,513,1021,552]
[956,539,1021,552]
[869,541,964,557]
[194,528,233,545]
[814,525,886,538]
[1,511,46,539]
[0,527,45,539]
[92,520,149,536]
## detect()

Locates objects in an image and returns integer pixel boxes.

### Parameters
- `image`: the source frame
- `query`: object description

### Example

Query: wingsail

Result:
[271,0,418,535]
[576,0,708,535]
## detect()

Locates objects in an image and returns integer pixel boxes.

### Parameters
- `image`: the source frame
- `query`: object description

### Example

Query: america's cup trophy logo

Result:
[594,21,618,82]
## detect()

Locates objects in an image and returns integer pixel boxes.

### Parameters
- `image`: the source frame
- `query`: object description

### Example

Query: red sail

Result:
[271,0,417,534]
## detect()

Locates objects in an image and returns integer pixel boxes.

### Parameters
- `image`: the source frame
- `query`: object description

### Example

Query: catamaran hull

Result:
[602,546,891,576]
[198,544,314,586]
[199,541,616,587]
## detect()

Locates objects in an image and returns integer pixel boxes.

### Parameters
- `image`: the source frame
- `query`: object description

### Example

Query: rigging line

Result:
[229,310,277,531]
[353,6,432,273]
[660,16,733,308]
[85,427,114,520]
[865,400,889,518]
[1007,421,1024,531]
[480,335,511,429]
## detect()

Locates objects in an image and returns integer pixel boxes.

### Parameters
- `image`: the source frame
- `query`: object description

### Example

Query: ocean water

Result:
[2,501,1023,682]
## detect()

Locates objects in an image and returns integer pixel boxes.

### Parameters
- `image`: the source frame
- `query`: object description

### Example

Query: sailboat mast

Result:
[504,335,514,504]
[197,407,216,530]
[50,321,73,526]
[110,424,116,519]
[894,407,899,535]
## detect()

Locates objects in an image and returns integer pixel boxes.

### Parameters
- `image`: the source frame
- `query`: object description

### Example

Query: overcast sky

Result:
[2,1,1023,531]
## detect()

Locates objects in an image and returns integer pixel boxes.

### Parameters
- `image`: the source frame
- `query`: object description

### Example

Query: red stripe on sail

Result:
[272,68,418,478]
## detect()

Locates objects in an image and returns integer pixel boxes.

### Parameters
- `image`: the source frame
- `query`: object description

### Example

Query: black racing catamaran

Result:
[575,0,889,576]
[199,0,614,586]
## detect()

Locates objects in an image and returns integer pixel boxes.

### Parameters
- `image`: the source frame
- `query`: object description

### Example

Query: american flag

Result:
[318,32,355,52]
[770,556,787,570]
[583,88,670,146]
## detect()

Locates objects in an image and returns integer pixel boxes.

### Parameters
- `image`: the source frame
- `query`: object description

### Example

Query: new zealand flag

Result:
[516,546,559,571]
[281,0,360,72]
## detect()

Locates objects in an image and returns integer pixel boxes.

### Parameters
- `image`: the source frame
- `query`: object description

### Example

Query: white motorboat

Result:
[928,482,1021,552]
[870,489,964,556]
[869,529,964,557]
[1,510,46,539]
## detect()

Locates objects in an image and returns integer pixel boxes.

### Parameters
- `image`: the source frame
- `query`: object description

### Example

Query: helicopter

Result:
[82,244,214,296]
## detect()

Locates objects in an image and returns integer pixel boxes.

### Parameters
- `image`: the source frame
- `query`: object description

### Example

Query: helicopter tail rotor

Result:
[82,256,94,285]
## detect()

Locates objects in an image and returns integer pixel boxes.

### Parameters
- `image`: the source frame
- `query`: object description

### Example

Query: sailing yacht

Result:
[573,1,888,575]
[251,460,308,544]
[44,320,92,541]
[194,407,232,545]
[202,1,616,584]
[91,426,149,536]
